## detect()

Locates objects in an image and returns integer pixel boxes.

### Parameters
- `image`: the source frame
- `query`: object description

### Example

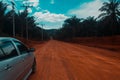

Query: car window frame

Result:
[0,40,19,61]
[13,40,29,55]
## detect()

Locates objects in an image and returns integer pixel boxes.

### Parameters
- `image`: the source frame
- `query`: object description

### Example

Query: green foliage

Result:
[54,16,98,40]
[0,1,49,40]
[0,1,120,40]
[54,0,120,40]
[0,1,8,32]
[99,0,120,34]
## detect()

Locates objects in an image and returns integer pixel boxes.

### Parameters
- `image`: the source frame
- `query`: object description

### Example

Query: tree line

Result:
[54,0,120,40]
[0,1,49,40]
[0,0,119,41]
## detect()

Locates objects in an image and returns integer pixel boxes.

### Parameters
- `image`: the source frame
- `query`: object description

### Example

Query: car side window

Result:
[0,41,18,60]
[14,41,28,54]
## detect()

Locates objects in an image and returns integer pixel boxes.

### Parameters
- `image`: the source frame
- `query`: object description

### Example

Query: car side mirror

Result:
[28,48,35,52]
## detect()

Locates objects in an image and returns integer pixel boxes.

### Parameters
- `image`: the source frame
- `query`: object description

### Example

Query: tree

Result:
[63,16,81,38]
[81,16,97,37]
[3,10,16,35]
[0,1,8,32]
[99,0,120,34]
[17,9,28,37]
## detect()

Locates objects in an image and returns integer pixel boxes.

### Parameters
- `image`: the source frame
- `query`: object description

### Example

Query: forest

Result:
[54,0,120,40]
[0,1,49,40]
[0,0,120,40]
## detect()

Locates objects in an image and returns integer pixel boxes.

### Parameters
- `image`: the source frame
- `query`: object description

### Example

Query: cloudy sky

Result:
[3,0,106,29]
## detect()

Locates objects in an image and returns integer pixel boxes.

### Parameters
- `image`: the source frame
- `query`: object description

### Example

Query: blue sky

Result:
[2,0,106,29]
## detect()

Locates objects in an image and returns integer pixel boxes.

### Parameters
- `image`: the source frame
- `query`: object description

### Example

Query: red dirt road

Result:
[29,40,120,80]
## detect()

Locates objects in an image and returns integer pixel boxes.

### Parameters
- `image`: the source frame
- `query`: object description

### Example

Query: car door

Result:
[0,40,25,80]
[13,40,34,77]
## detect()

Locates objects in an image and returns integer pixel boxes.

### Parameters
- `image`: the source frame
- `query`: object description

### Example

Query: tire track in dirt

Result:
[29,40,120,80]
[52,41,75,80]
[48,41,74,80]
[56,40,120,80]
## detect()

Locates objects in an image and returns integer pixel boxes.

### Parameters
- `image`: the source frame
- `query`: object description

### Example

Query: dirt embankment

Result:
[67,36,120,52]
[28,40,120,80]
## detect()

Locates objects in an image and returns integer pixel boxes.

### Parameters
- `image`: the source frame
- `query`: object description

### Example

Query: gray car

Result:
[0,37,36,80]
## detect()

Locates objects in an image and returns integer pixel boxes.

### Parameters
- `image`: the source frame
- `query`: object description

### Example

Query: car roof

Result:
[0,37,19,42]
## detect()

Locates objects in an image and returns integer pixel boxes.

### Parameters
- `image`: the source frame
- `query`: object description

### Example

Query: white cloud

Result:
[19,8,32,13]
[33,10,68,29]
[50,0,55,4]
[23,0,39,7]
[34,10,68,22]
[19,9,24,13]
[21,0,40,14]
[36,7,41,10]
[27,8,32,13]
[37,21,64,29]
[68,0,104,18]
[7,5,12,10]
[41,23,63,29]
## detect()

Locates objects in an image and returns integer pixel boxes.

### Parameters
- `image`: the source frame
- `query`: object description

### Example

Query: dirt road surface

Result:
[29,40,120,80]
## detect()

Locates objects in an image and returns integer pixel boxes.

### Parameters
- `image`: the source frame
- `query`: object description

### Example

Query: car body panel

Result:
[0,56,26,80]
[0,37,36,80]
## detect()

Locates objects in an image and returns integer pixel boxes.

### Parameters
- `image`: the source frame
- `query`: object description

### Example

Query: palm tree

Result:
[17,9,28,37]
[0,1,8,32]
[3,10,15,35]
[64,16,81,38]
[99,0,120,21]
[82,16,97,36]
[99,0,120,34]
